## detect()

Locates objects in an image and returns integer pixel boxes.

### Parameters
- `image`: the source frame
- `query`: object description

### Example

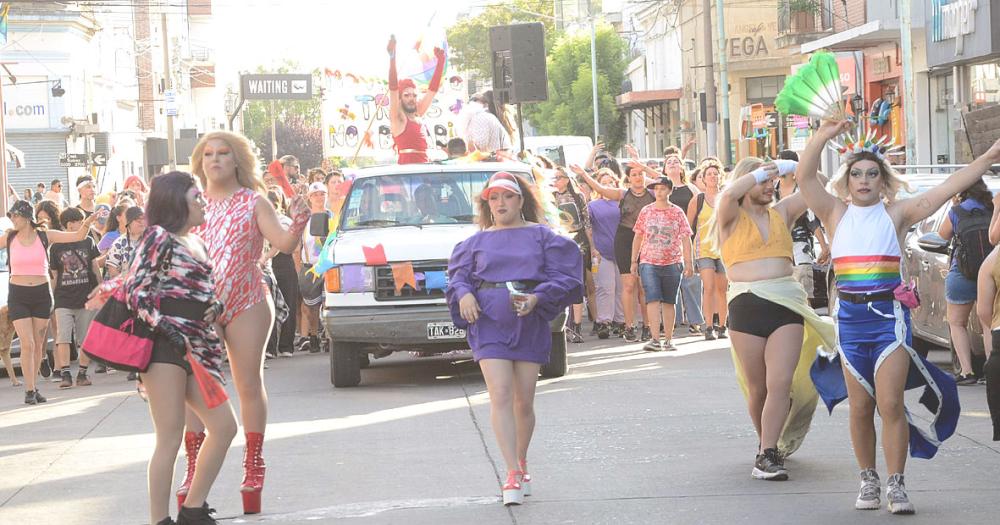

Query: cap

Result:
[6,200,36,221]
[646,176,674,190]
[480,172,522,200]
[308,181,327,195]
[124,206,145,225]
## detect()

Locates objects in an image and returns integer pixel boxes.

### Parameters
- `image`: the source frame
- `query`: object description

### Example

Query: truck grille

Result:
[374,261,448,301]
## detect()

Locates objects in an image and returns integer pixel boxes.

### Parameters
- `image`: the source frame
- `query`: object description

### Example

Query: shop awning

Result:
[4,142,25,168]
[801,20,900,54]
[616,89,683,110]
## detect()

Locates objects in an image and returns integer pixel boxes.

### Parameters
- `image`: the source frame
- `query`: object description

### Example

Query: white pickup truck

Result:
[315,161,568,387]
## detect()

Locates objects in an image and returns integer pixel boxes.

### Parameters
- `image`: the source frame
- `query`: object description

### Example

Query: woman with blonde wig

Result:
[177,131,310,515]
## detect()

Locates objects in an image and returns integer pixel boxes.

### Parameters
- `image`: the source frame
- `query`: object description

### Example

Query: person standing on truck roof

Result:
[447,172,583,506]
[386,34,446,165]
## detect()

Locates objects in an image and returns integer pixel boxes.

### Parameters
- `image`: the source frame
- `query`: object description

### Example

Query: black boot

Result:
[309,334,321,353]
[155,517,176,525]
[177,502,216,525]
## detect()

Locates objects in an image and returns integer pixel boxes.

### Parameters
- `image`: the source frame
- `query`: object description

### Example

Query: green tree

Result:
[522,25,628,151]
[446,0,557,78]
[240,60,323,162]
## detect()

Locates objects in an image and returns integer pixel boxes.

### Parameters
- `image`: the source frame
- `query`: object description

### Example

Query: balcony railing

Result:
[777,0,833,35]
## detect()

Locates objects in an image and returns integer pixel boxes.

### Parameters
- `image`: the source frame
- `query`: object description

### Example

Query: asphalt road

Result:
[0,331,997,525]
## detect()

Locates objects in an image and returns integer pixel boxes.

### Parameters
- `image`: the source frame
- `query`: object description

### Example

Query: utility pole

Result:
[701,0,718,157]
[0,64,10,214]
[270,100,278,161]
[900,0,917,162]
[715,0,731,165]
[589,0,600,143]
[161,13,176,170]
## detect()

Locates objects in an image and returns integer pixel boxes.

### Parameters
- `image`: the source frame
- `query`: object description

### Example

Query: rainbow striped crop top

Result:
[830,202,902,294]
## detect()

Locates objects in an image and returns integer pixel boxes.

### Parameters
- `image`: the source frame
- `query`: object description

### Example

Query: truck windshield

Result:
[342,171,517,230]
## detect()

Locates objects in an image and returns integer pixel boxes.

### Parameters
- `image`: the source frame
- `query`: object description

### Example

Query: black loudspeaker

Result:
[489,23,548,104]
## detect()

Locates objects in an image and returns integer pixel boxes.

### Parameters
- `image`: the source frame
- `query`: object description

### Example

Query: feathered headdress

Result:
[775,51,846,120]
[828,121,902,161]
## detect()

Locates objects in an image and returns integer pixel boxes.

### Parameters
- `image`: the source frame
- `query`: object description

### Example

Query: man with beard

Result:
[387,34,446,164]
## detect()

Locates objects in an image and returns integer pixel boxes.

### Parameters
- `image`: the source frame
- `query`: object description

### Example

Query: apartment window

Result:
[746,76,786,104]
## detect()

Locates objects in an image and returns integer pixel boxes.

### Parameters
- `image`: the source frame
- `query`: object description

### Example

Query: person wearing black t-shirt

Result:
[49,207,104,389]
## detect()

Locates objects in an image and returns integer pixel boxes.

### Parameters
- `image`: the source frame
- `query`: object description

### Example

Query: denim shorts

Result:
[694,257,725,273]
[945,267,978,305]
[638,263,682,305]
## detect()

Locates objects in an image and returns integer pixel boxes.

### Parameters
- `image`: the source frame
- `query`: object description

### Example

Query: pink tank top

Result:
[194,187,267,324]
[9,233,48,276]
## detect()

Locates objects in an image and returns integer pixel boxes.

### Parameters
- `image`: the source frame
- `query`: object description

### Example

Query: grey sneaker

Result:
[886,473,915,515]
[751,448,788,481]
[662,339,677,351]
[855,468,880,510]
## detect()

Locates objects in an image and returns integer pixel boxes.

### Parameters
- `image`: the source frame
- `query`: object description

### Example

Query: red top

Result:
[394,118,429,164]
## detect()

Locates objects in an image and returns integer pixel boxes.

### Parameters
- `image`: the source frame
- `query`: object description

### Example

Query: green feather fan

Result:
[775,51,844,119]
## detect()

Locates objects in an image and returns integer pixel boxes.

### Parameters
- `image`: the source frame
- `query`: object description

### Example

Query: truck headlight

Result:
[325,266,375,293]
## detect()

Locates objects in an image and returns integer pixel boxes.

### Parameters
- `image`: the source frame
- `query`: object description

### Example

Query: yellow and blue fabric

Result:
[814,201,960,459]
[728,276,836,457]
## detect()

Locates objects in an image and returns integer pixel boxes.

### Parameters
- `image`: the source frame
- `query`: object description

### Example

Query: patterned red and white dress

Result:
[195,187,267,325]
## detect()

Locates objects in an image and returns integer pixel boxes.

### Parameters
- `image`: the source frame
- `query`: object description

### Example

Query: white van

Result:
[523,136,594,167]
[314,161,568,387]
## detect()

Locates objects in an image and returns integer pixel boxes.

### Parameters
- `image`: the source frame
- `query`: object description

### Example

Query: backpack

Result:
[952,205,993,280]
[5,230,49,272]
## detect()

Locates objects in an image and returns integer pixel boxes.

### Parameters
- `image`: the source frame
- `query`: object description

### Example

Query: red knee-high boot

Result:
[176,431,206,510]
[241,432,266,514]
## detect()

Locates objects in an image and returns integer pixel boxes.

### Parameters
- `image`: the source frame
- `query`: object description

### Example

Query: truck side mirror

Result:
[310,212,331,238]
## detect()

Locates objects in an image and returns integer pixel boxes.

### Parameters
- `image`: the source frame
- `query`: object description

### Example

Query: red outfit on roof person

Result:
[387,34,445,164]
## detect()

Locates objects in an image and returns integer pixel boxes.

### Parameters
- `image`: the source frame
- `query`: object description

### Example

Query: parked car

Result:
[900,175,1000,375]
[314,161,569,387]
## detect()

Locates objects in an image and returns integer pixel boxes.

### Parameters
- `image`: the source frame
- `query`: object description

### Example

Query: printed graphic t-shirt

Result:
[49,238,100,309]
[632,203,692,266]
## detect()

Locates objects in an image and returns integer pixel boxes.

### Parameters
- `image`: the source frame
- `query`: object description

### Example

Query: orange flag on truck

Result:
[391,262,416,295]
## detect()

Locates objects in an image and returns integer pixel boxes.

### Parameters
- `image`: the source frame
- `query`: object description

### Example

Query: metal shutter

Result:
[4,131,69,198]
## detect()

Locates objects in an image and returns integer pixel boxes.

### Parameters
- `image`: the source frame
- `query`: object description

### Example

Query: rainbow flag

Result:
[832,255,901,294]
[0,3,9,46]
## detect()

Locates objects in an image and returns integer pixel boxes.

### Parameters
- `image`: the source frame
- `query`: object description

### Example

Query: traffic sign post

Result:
[90,153,107,166]
[59,153,89,168]
[165,89,178,117]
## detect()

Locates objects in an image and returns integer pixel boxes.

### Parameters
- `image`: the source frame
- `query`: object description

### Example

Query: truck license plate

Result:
[427,322,466,340]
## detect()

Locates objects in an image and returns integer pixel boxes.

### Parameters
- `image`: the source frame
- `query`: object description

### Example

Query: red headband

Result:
[398,79,416,92]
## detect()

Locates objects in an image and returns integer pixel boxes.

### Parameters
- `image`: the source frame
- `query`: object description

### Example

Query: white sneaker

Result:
[855,469,880,510]
[886,473,915,515]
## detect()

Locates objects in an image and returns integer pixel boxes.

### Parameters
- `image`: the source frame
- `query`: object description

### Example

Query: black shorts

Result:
[728,292,803,339]
[614,225,635,275]
[7,283,53,321]
[146,299,209,375]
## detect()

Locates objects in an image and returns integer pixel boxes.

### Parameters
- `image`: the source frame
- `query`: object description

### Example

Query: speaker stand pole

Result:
[517,102,525,155]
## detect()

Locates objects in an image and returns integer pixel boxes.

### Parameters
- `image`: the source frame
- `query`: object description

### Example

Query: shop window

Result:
[971,62,1000,109]
[746,76,785,105]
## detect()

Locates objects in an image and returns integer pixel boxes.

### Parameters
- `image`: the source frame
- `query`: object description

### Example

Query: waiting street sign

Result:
[240,74,313,100]
[59,153,88,168]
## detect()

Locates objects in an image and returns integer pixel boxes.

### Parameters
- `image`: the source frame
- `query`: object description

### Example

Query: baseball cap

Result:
[6,200,35,220]
[480,172,522,201]
[646,176,674,190]
[308,182,327,195]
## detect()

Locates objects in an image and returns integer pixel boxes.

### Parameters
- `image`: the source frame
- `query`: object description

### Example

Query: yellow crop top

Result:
[720,208,793,266]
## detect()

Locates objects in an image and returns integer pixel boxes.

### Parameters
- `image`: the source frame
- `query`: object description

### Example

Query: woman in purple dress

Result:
[447,172,583,506]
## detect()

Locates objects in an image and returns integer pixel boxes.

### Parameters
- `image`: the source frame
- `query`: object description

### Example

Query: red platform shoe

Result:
[519,459,531,497]
[240,432,266,514]
[176,431,205,510]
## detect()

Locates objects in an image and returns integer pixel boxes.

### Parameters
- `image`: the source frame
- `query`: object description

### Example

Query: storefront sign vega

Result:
[728,21,776,60]
[932,0,978,54]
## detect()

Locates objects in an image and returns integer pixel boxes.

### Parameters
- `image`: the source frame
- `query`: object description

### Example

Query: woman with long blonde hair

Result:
[177,131,310,515]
